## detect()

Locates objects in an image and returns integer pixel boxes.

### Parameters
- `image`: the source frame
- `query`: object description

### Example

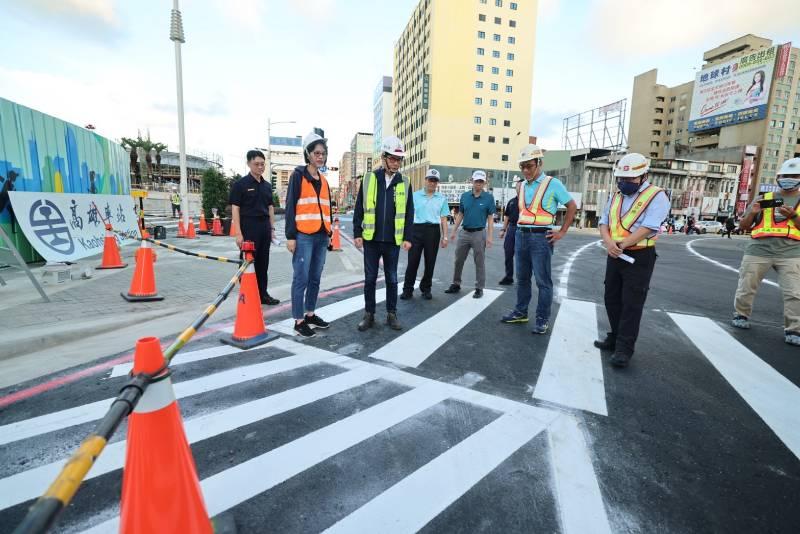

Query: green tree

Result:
[272,191,281,208]
[201,167,231,219]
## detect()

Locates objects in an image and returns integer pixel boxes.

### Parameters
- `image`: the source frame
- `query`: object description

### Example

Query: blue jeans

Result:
[364,240,400,314]
[291,232,329,320]
[514,230,554,321]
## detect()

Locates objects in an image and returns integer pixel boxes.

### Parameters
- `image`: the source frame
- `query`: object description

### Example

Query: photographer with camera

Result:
[732,157,800,346]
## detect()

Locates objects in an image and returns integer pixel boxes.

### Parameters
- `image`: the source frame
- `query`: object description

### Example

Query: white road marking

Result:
[557,240,601,300]
[548,415,612,534]
[533,299,608,416]
[369,290,502,367]
[110,345,243,378]
[686,237,778,287]
[669,313,800,461]
[323,411,547,534]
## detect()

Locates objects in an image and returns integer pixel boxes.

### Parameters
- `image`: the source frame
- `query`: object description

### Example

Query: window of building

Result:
[666,130,672,135]
[655,107,664,113]
[492,50,500,58]
[502,154,509,161]
[477,64,484,72]
[653,119,662,125]
[477,47,485,55]
[489,136,496,143]
[779,121,785,127]
[509,20,516,27]
[494,34,501,41]
[677,128,683,134]
[490,99,498,106]
[506,69,513,76]
[480,0,487,3]
[474,116,481,124]
[650,152,658,158]
[504,101,512,109]
[476,80,484,88]
[491,66,499,74]
[479,14,486,21]
[505,85,512,92]
[727,165,737,173]
[508,36,515,44]
[491,83,498,90]
[475,97,483,105]
[474,134,481,141]
[656,96,665,102]
[668,108,675,114]
[503,120,511,126]
[473,152,480,159]
[709,164,721,172]
[502,137,510,144]
[490,118,497,125]
[478,31,486,39]
[652,130,661,135]
[495,0,502,6]
[507,52,515,60]
[510,2,517,8]
[494,16,501,24]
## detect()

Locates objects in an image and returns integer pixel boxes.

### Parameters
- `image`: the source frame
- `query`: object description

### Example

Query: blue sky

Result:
[0,0,797,175]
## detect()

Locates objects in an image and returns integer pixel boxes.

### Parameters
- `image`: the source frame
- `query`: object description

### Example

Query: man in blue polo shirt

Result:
[401,168,450,300]
[501,144,576,334]
[445,170,496,298]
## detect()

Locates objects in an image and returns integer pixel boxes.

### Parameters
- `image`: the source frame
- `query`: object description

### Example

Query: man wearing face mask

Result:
[732,157,800,346]
[594,153,670,368]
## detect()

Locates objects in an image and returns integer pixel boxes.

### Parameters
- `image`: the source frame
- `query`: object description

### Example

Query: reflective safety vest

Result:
[517,176,555,226]
[362,171,409,246]
[751,192,800,240]
[170,193,180,205]
[295,173,332,235]
[609,184,663,248]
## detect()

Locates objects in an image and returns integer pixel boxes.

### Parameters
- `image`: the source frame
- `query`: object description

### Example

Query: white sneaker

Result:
[785,332,800,346]
[731,315,750,329]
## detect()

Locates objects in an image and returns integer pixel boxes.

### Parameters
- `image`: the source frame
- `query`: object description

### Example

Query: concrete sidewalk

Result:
[0,220,365,388]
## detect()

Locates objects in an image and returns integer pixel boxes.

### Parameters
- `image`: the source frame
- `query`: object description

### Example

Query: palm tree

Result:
[138,137,155,179]
[120,137,141,185]
[153,142,168,176]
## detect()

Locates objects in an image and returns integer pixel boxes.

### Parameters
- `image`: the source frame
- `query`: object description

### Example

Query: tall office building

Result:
[393,0,537,189]
[373,76,394,163]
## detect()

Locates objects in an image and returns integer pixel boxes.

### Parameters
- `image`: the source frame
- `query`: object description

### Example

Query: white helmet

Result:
[381,135,406,158]
[614,153,649,178]
[777,157,800,176]
[518,144,544,164]
[302,132,327,154]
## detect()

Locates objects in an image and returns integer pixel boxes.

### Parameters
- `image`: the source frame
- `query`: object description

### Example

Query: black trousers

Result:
[403,224,441,293]
[240,216,271,298]
[503,224,516,279]
[603,247,656,355]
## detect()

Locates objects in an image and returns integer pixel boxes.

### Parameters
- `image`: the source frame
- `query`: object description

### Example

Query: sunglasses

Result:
[519,161,538,170]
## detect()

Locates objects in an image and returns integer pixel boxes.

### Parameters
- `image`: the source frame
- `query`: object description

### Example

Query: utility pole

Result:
[170,0,188,229]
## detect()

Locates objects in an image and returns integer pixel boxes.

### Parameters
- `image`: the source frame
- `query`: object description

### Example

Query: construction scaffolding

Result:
[562,99,628,151]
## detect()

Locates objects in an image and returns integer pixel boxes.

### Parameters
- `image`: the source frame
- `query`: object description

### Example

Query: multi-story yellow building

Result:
[393,0,537,189]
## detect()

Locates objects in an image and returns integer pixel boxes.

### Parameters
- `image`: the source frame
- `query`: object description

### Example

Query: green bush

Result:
[201,168,231,219]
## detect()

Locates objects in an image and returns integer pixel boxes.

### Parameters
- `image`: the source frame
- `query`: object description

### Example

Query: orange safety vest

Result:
[517,176,555,226]
[295,173,332,235]
[609,184,663,249]
[751,192,800,240]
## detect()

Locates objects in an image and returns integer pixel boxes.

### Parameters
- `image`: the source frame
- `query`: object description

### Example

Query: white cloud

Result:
[212,0,266,32]
[291,0,336,22]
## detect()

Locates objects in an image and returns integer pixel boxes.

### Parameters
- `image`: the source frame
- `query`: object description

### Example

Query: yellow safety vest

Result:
[517,176,555,226]
[362,171,409,246]
[751,192,800,240]
[171,193,180,204]
[609,185,663,248]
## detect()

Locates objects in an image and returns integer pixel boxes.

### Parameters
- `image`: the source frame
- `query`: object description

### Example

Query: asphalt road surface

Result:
[1,223,797,533]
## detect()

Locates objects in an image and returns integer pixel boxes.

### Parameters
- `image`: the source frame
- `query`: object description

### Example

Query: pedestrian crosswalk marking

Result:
[534,298,608,416]
[369,289,503,368]
[110,345,243,377]
[669,313,800,461]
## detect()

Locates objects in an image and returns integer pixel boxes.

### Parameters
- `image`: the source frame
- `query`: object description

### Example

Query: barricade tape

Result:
[113,230,242,265]
[12,258,252,534]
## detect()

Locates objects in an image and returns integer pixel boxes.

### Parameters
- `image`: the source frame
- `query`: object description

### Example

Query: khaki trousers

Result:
[734,255,800,333]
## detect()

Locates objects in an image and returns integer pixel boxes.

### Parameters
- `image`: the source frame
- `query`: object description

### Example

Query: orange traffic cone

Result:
[180,216,197,239]
[221,241,278,349]
[122,239,164,301]
[120,337,212,534]
[211,214,224,236]
[331,218,342,251]
[177,213,186,238]
[229,218,239,238]
[97,223,128,269]
[198,213,209,234]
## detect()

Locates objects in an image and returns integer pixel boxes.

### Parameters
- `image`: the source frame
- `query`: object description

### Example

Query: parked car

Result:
[694,221,723,234]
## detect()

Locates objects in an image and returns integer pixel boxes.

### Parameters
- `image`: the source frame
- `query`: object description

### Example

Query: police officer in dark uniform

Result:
[230,150,279,305]
[498,190,520,285]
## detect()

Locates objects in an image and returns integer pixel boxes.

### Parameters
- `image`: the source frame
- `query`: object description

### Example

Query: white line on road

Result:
[668,312,800,461]
[557,240,601,300]
[369,289,502,368]
[110,345,243,378]
[686,237,778,287]
[533,299,608,416]
[548,415,612,534]
[323,411,547,534]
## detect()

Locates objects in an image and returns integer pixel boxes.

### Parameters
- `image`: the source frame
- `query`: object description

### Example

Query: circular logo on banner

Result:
[29,200,75,255]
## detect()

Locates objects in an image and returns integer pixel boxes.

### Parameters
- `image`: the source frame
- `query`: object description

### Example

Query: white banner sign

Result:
[9,191,140,262]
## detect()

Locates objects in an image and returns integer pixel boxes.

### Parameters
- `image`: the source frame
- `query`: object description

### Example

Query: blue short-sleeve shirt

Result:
[599,181,671,236]
[413,190,450,224]
[459,190,496,229]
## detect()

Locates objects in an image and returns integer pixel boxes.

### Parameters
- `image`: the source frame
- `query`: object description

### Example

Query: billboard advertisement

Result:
[688,46,778,133]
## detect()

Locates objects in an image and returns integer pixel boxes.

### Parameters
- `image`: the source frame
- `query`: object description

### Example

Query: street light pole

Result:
[170,0,188,229]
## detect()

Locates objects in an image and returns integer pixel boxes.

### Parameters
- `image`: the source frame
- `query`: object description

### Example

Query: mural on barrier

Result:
[0,97,131,262]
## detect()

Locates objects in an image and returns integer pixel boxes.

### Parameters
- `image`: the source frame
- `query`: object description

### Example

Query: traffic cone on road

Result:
[120,337,212,534]
[180,216,197,239]
[198,213,209,234]
[97,224,127,269]
[229,218,239,238]
[177,213,186,238]
[211,214,224,236]
[221,241,278,349]
[330,218,342,251]
[122,238,164,301]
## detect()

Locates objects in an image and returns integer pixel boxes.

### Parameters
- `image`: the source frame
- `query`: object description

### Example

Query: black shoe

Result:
[498,277,514,285]
[357,313,375,332]
[400,290,413,300]
[261,294,280,305]
[445,284,461,294]
[593,334,616,351]
[422,291,432,300]
[610,351,632,368]
[304,314,329,329]
[386,312,402,330]
[294,320,316,338]
[473,288,483,298]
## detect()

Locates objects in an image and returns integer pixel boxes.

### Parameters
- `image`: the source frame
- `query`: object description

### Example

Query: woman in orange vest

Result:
[285,133,334,337]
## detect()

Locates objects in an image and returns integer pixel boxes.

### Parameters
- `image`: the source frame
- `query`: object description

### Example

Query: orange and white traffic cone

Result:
[97,223,127,269]
[181,216,197,239]
[221,241,278,349]
[330,218,342,251]
[198,213,209,234]
[122,239,164,301]
[120,337,212,534]
[177,212,186,238]
[229,218,239,238]
[211,214,224,236]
